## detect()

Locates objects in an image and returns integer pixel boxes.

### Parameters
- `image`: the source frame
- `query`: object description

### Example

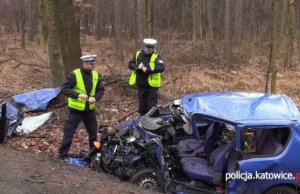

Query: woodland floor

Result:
[1,34,300,193]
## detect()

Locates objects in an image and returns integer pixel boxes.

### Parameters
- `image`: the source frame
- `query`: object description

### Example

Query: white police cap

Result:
[80,55,97,64]
[143,38,157,48]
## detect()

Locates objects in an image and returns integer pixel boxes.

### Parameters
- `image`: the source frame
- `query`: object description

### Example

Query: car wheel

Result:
[129,168,163,192]
[264,186,297,194]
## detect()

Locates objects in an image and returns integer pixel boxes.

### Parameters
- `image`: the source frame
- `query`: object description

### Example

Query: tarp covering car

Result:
[12,87,61,112]
[180,92,300,124]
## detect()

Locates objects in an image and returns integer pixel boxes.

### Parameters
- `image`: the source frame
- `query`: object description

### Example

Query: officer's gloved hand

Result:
[79,94,88,100]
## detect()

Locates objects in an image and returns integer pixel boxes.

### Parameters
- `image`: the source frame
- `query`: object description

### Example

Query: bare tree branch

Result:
[0,58,50,68]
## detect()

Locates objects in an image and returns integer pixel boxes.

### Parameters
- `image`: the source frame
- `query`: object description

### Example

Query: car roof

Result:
[180,92,300,126]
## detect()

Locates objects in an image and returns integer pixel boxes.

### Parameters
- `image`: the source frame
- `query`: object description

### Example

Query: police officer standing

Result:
[58,55,105,160]
[128,39,165,116]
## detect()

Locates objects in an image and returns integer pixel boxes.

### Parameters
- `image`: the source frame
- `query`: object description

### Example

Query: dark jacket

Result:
[61,67,105,113]
[128,50,165,87]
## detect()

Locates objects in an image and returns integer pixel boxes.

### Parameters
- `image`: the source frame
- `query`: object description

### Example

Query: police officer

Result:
[58,55,105,159]
[128,38,165,116]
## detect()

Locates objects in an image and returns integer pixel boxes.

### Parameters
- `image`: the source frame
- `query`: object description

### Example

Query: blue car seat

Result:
[177,122,222,157]
[180,139,236,183]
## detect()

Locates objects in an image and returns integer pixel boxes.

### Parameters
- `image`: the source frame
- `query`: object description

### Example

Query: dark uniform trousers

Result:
[138,86,158,116]
[59,110,97,158]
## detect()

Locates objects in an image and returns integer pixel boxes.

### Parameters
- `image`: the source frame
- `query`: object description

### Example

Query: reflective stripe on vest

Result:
[68,69,99,111]
[128,51,161,87]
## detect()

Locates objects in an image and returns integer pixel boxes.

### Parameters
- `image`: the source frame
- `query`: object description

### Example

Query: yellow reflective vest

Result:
[129,50,161,87]
[68,68,99,111]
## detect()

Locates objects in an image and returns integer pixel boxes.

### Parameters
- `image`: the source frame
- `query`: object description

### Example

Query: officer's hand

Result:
[138,63,144,69]
[79,94,88,100]
[142,66,147,73]
[88,97,96,104]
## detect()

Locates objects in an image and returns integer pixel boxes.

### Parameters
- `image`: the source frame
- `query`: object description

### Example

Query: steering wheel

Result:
[169,103,185,123]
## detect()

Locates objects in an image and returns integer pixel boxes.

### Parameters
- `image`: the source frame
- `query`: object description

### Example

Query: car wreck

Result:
[91,91,300,194]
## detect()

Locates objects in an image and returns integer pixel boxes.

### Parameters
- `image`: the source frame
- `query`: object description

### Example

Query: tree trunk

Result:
[12,0,20,32]
[95,0,102,40]
[206,0,216,56]
[28,0,34,42]
[192,0,197,41]
[38,0,46,48]
[47,0,82,83]
[56,0,82,76]
[82,0,89,34]
[234,0,243,41]
[279,0,287,39]
[133,0,138,50]
[224,0,231,68]
[47,0,65,87]
[113,0,124,61]
[146,0,152,37]
[136,0,145,49]
[198,0,203,38]
[20,0,25,49]
[284,0,296,70]
[265,0,279,93]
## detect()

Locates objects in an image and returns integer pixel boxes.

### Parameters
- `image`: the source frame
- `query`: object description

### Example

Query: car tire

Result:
[264,185,297,194]
[129,168,164,192]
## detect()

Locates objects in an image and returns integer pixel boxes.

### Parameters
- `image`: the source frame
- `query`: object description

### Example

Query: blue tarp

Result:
[12,87,61,112]
[68,157,89,167]
[180,92,300,124]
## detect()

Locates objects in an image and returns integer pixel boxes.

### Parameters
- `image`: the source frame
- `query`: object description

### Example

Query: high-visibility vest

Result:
[128,50,161,87]
[68,68,99,111]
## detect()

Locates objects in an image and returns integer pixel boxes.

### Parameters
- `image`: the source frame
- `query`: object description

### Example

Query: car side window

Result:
[242,128,256,155]
[242,127,290,158]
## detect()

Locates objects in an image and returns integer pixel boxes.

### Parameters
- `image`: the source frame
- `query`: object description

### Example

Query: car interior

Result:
[226,126,291,177]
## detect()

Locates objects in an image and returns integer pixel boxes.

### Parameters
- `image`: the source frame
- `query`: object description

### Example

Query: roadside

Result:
[0,144,159,194]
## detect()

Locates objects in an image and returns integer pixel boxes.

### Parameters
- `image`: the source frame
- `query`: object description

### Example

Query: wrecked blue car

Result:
[121,92,300,194]
[88,101,201,185]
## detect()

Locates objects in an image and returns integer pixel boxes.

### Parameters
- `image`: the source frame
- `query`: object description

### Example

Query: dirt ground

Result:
[0,144,160,194]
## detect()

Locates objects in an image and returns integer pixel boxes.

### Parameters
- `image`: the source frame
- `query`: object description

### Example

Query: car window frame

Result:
[239,125,292,160]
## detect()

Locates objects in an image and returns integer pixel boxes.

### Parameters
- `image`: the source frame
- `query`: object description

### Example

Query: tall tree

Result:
[136,0,145,48]
[47,0,64,87]
[47,0,82,85]
[284,0,296,69]
[224,0,231,68]
[146,0,152,37]
[95,0,102,40]
[56,0,82,76]
[206,0,216,56]
[82,0,89,34]
[198,0,203,39]
[113,0,124,61]
[279,0,287,39]
[234,0,243,41]
[20,0,25,49]
[265,0,279,93]
[12,0,20,32]
[192,0,197,41]
[38,0,46,48]
[28,0,35,42]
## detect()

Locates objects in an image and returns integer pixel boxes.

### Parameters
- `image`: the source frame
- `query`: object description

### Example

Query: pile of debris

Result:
[0,87,60,143]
